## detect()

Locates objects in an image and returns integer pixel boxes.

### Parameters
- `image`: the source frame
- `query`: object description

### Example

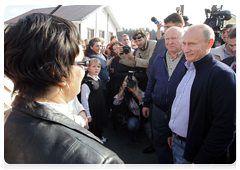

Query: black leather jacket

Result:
[4,96,124,164]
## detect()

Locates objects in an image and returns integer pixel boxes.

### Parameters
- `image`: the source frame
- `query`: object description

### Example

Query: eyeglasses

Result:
[133,36,143,40]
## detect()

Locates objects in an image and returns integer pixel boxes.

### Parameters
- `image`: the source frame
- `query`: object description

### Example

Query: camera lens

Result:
[122,45,131,54]
[127,80,136,88]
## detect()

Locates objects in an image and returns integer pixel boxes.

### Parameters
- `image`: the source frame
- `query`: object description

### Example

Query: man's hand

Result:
[157,21,163,30]
[124,53,135,60]
[167,137,172,149]
[142,107,150,118]
[190,163,200,169]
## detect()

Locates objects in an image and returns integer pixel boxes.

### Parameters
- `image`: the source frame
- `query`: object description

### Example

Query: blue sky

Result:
[3,3,237,31]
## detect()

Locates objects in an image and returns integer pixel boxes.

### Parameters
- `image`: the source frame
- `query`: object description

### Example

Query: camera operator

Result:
[211,26,236,61]
[118,29,157,91]
[222,24,234,43]
[113,74,152,146]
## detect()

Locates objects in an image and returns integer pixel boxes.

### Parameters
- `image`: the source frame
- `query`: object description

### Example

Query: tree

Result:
[117,27,157,41]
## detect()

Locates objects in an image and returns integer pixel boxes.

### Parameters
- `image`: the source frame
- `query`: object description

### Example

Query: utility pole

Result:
[49,5,62,15]
[180,5,184,15]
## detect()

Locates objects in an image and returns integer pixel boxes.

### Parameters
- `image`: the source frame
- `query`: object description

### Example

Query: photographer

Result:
[118,30,157,91]
[109,41,133,130]
[121,34,135,55]
[113,74,152,145]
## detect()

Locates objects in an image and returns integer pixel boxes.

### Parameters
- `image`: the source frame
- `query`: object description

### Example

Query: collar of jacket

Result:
[11,95,103,144]
[139,40,149,51]
[192,52,216,73]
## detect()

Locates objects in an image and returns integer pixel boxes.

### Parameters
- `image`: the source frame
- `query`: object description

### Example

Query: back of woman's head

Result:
[84,37,101,57]
[4,13,81,109]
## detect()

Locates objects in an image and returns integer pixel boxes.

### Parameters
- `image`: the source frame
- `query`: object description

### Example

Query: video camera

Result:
[127,71,136,88]
[204,5,232,47]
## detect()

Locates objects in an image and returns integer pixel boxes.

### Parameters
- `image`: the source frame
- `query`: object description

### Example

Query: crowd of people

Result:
[4,10,236,164]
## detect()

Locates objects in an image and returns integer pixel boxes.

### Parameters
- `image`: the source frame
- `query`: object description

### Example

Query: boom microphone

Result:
[151,17,160,24]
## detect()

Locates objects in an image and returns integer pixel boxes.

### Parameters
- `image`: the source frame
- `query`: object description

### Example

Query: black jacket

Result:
[4,96,124,164]
[222,56,236,73]
[111,56,133,86]
[184,53,236,163]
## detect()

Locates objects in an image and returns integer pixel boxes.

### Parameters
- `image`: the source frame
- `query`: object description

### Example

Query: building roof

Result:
[4,5,122,31]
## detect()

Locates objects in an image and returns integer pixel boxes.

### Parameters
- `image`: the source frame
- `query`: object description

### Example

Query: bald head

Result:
[182,24,215,63]
[165,27,184,56]
[185,24,215,42]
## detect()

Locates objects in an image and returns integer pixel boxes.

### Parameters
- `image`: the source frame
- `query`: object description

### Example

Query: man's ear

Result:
[178,23,183,28]
[207,39,214,49]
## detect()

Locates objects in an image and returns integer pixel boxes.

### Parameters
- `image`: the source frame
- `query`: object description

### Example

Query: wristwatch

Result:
[133,56,136,61]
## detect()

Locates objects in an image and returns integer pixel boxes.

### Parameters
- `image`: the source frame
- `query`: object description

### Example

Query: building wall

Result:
[77,7,117,44]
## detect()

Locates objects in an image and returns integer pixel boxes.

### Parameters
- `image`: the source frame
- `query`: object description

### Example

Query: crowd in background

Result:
[4,11,236,164]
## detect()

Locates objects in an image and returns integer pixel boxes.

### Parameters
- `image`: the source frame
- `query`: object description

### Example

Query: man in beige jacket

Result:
[119,30,157,77]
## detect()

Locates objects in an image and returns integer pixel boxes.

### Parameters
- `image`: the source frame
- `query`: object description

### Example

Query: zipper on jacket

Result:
[163,58,170,106]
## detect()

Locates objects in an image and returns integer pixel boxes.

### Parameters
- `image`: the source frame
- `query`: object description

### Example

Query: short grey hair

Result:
[165,26,185,38]
[186,24,215,42]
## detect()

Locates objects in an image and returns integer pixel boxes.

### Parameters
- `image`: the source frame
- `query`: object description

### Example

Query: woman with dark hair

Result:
[84,37,112,90]
[109,41,133,130]
[4,13,123,164]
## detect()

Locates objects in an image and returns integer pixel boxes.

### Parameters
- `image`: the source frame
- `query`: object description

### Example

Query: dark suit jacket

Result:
[222,56,236,73]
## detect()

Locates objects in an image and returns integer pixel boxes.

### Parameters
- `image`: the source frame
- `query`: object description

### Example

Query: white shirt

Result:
[81,74,100,118]
[37,96,86,127]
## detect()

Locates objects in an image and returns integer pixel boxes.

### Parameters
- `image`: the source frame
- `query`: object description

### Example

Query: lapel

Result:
[12,96,103,144]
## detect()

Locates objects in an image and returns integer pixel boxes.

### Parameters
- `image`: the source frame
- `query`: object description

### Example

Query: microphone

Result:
[151,17,160,24]
[74,60,90,67]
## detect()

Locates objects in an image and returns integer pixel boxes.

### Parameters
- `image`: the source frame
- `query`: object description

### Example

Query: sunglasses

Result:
[133,35,143,40]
